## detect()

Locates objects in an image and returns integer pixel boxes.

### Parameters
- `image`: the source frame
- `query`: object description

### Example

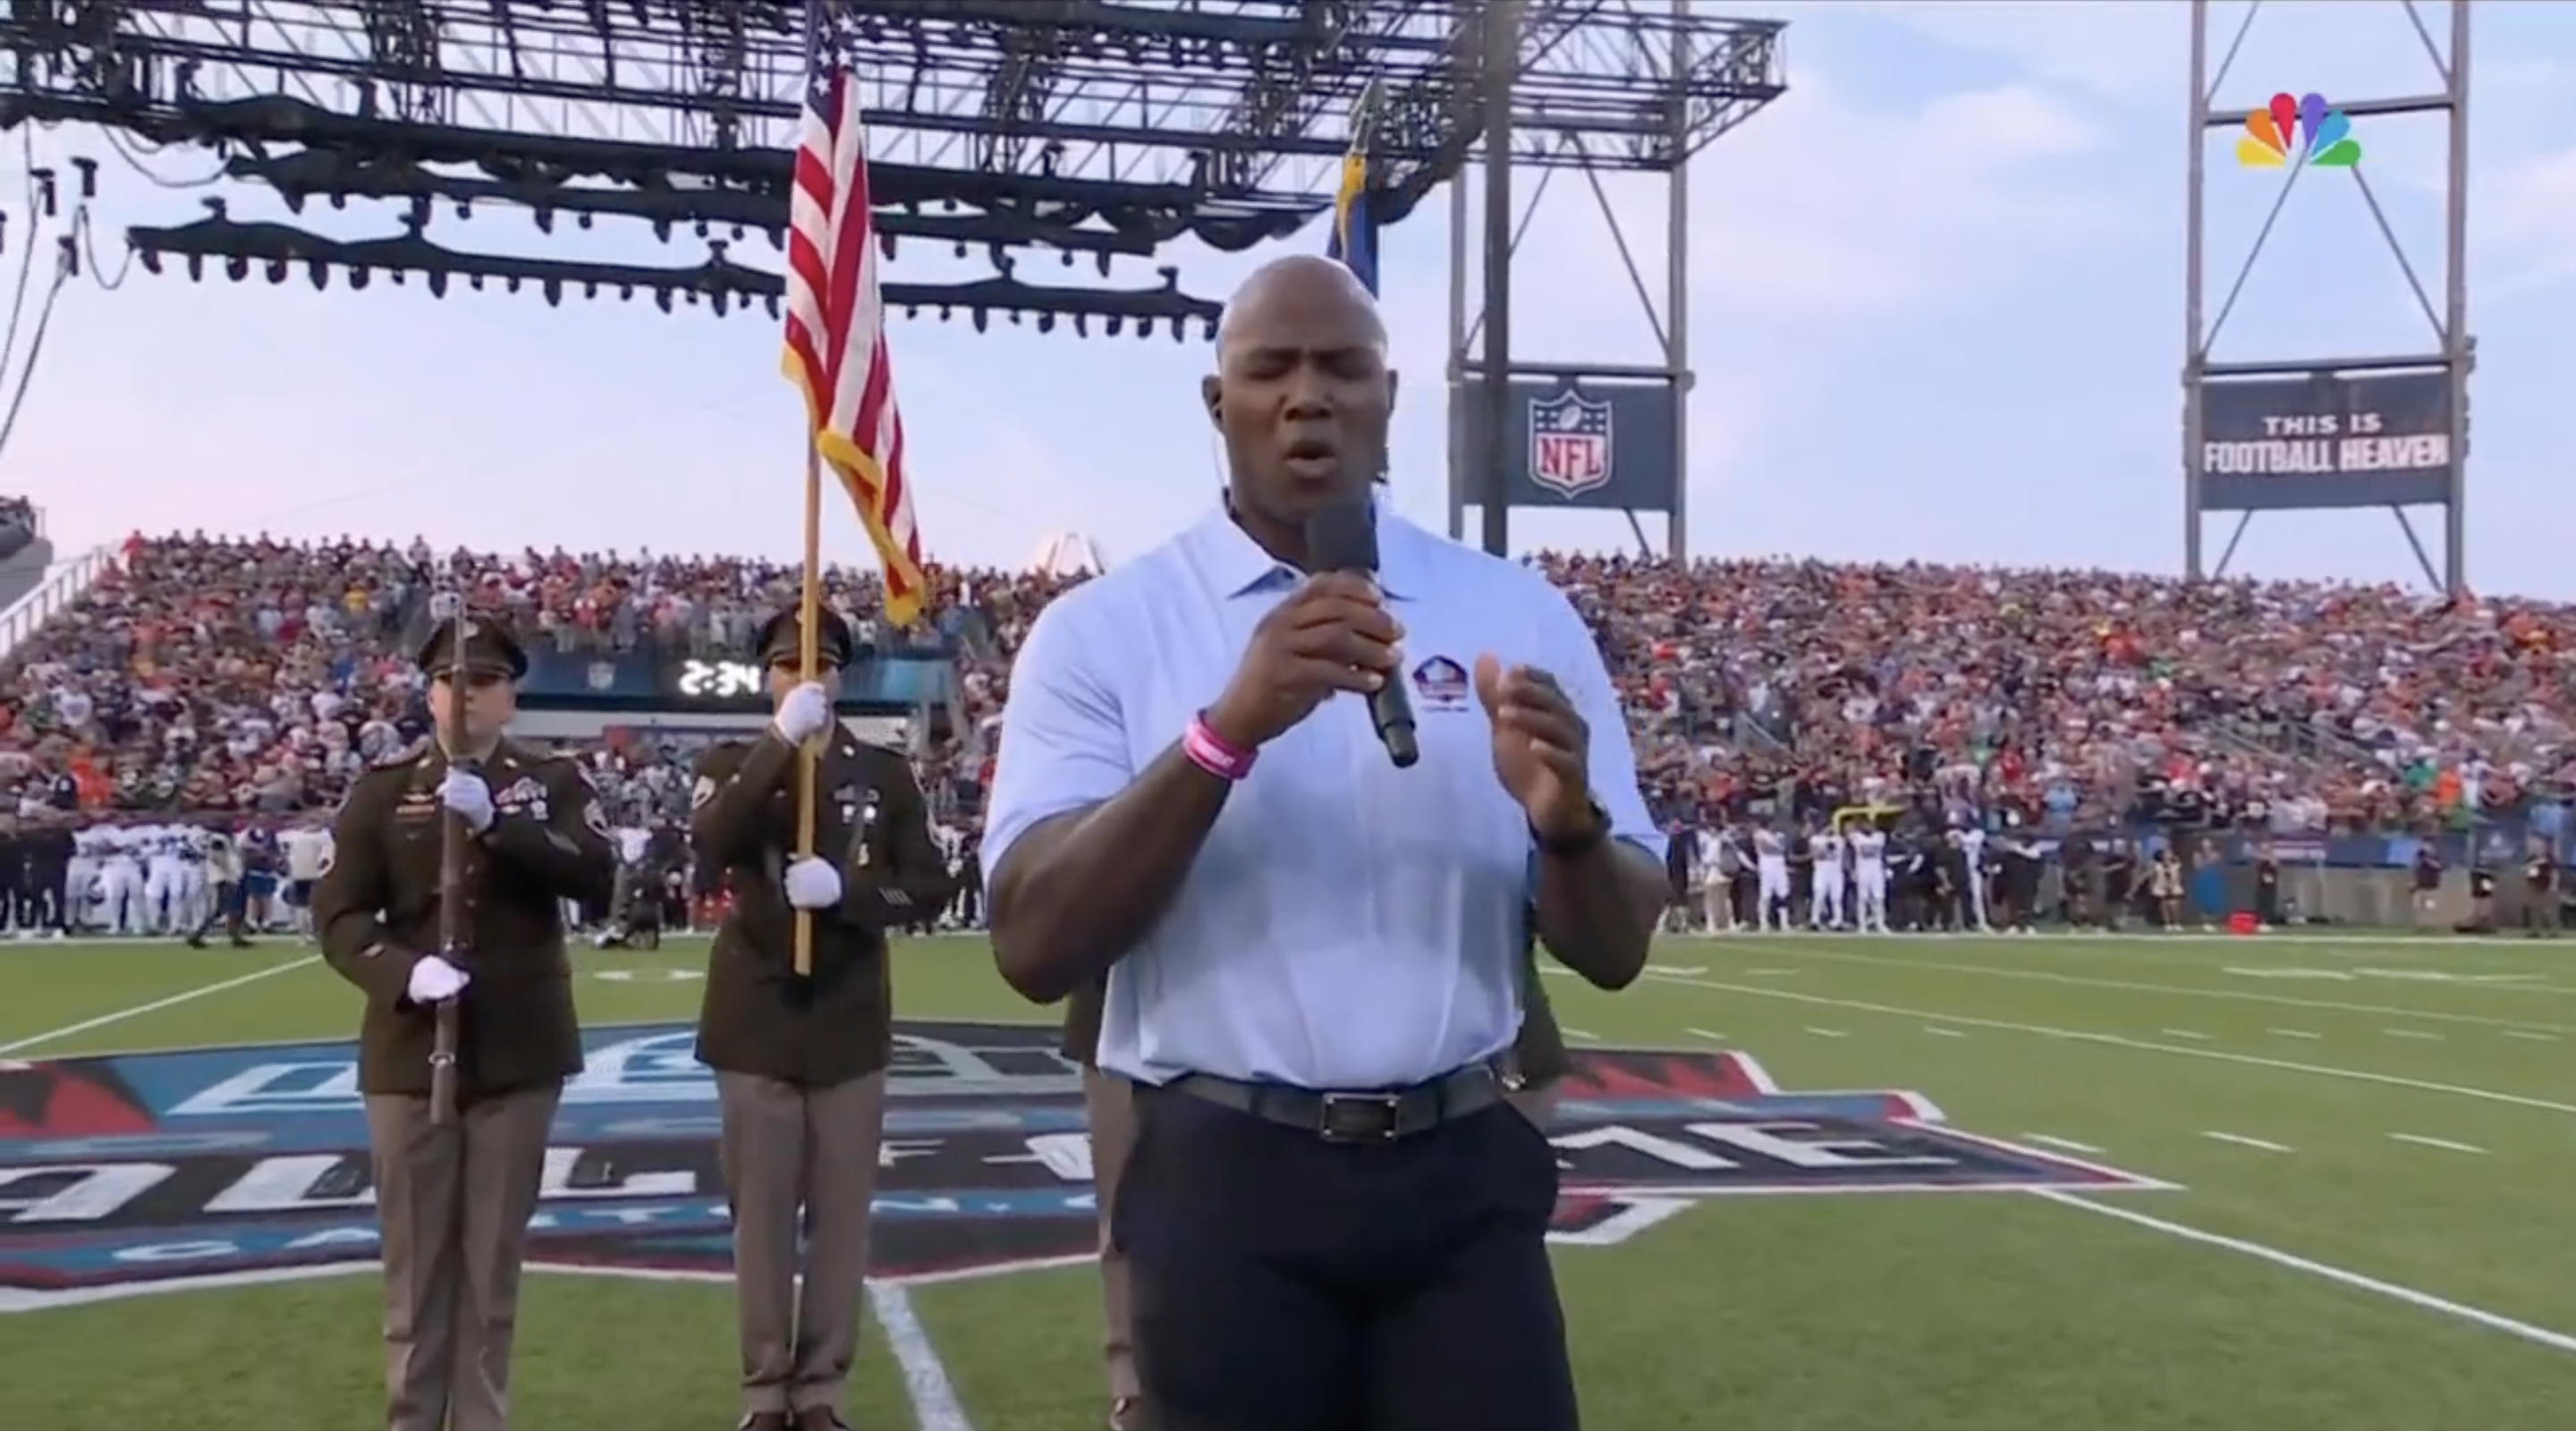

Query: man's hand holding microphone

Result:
[1202,499,1419,766]
[1202,572,1402,752]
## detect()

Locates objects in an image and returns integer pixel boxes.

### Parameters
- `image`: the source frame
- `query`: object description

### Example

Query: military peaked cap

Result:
[416,614,530,680]
[755,608,856,670]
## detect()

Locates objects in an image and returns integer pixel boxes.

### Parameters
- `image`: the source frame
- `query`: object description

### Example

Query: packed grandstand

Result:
[0,523,2569,842]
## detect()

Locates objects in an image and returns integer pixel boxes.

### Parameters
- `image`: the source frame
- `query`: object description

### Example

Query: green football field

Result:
[8,928,2576,1429]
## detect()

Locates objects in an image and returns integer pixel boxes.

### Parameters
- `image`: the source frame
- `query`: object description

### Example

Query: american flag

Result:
[783,5,924,626]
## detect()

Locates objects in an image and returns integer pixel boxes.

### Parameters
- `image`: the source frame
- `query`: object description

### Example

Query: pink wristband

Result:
[1183,712,1258,782]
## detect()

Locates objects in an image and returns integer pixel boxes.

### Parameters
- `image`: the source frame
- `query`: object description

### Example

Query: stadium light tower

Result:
[2182,0,2471,593]
[1440,0,1785,561]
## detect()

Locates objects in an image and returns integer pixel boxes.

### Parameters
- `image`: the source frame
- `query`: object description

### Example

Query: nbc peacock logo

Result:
[2237,91,2362,168]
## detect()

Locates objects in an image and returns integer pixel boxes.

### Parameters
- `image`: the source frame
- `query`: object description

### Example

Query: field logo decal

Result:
[0,1022,2167,1309]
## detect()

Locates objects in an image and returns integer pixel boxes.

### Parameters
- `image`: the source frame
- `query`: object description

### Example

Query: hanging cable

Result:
[0,136,101,466]
[0,129,44,390]
[102,128,225,191]
[0,241,72,465]
[77,208,133,292]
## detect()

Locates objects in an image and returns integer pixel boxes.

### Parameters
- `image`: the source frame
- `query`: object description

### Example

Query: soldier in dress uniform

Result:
[691,608,955,1431]
[312,614,618,1431]
[1063,978,1142,1431]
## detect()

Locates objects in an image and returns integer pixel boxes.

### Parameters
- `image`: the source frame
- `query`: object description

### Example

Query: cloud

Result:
[2481,143,2576,297]
[1838,0,2182,104]
[1457,56,2142,560]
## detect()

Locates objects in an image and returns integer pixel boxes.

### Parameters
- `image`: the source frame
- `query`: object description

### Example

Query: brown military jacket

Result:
[692,726,954,1088]
[1058,950,1572,1086]
[313,740,618,1098]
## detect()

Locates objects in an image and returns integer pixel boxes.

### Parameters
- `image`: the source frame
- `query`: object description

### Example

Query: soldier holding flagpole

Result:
[688,3,938,1427]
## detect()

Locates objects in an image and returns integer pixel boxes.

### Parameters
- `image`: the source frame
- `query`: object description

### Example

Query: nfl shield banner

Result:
[1529,389,1615,497]
[1456,377,1680,513]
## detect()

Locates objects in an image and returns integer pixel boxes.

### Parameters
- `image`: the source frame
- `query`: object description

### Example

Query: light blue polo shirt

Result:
[982,499,1664,1089]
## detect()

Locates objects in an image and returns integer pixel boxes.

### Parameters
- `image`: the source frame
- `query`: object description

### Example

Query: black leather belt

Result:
[1164,1064,1504,1143]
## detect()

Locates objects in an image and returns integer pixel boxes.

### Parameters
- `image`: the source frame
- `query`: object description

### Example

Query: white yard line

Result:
[1924,1026,1966,1037]
[1717,942,2576,1030]
[1562,1028,1600,1042]
[2022,1134,2104,1155]
[2504,1030,2557,1042]
[2159,1029,2211,1041]
[2268,1028,2322,1039]
[2389,1133,2487,1155]
[1637,970,2576,1115]
[2033,1191,2576,1356]
[1682,1027,1727,1044]
[869,1283,974,1431]
[0,956,318,1055]
[1803,1027,1847,1038]
[2202,1131,2295,1154]
[2385,1029,2444,1041]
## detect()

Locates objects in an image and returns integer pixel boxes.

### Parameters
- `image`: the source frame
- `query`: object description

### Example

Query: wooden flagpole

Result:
[428,589,467,1124]
[792,439,825,978]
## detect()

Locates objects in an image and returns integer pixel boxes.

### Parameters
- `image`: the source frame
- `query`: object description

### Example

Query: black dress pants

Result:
[1114,1080,1577,1431]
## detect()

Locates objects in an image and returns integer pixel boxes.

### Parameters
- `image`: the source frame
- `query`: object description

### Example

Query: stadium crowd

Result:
[0,532,2569,840]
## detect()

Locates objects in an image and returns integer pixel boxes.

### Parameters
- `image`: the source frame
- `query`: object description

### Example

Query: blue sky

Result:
[2,0,2569,594]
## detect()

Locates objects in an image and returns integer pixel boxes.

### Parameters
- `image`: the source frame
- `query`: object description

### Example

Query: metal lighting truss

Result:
[0,1,1784,336]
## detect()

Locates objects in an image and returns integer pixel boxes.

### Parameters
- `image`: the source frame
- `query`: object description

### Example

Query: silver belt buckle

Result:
[1317,1091,1404,1142]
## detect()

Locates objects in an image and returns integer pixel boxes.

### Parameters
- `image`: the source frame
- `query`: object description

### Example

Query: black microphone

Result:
[1304,498,1419,768]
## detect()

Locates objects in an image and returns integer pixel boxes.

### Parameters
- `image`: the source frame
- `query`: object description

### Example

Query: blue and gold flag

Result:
[1326,84,1383,294]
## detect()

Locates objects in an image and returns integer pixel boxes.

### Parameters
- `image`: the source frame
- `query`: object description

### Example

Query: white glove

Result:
[407,954,468,1003]
[784,857,843,910]
[773,682,835,745]
[437,770,496,833]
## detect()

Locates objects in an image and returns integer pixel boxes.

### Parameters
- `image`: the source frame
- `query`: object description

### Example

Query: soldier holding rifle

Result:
[312,612,619,1431]
[690,607,953,1431]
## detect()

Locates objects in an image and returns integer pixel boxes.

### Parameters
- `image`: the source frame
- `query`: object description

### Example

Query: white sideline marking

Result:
[2385,1029,2444,1041]
[2504,1030,2557,1042]
[1637,970,2576,1115]
[2269,1028,2322,1039]
[2202,1131,2295,1154]
[1682,1027,1727,1044]
[2022,1134,2103,1155]
[2390,1133,2487,1155]
[1803,1027,1847,1038]
[2159,1029,2211,1041]
[1924,1026,1966,1037]
[1728,942,2576,1030]
[2033,1191,2576,1356]
[0,956,318,1055]
[870,1283,974,1431]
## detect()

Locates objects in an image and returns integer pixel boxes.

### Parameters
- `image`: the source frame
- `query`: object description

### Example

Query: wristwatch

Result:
[1532,799,1611,859]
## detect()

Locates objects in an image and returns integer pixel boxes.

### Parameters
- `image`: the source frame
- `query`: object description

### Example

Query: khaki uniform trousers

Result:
[365,1082,563,1431]
[1084,1068,1143,1406]
[716,1071,890,1419]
